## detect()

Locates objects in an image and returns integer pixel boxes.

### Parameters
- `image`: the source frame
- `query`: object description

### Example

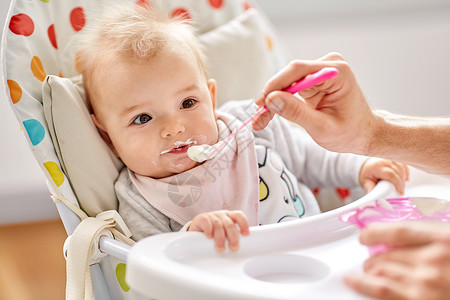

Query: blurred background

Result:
[1,0,449,299]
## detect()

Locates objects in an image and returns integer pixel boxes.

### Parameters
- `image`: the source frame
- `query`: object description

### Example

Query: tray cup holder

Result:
[244,254,330,284]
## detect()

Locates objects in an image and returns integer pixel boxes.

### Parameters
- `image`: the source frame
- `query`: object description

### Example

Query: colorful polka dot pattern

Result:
[336,187,351,201]
[168,0,254,23]
[7,80,22,104]
[22,119,45,146]
[209,0,224,9]
[265,35,273,52]
[70,7,86,32]
[31,56,47,82]
[136,0,152,9]
[170,7,191,20]
[6,2,89,191]
[43,161,65,187]
[47,24,58,49]
[9,13,34,36]
[115,263,130,292]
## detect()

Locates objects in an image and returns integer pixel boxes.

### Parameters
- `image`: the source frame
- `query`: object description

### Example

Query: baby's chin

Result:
[165,159,200,176]
[143,158,200,179]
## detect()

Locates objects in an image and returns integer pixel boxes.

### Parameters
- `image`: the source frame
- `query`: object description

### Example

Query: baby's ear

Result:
[91,114,119,157]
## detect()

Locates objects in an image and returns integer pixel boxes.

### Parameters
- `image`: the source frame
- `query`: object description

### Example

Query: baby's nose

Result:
[161,118,185,137]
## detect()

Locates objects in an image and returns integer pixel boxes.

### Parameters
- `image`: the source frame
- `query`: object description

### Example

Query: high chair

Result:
[1,0,396,299]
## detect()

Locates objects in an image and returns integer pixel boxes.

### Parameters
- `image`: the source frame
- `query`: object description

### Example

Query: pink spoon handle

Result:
[283,67,339,94]
[221,106,266,149]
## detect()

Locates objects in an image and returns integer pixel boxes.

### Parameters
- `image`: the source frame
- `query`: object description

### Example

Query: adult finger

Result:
[252,108,276,131]
[362,257,450,300]
[365,260,415,283]
[344,274,409,300]
[365,241,450,269]
[264,91,327,131]
[261,52,346,96]
[360,222,450,247]
[261,60,328,98]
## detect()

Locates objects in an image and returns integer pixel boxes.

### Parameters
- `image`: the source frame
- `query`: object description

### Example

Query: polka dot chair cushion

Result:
[3,1,291,298]
[2,0,289,218]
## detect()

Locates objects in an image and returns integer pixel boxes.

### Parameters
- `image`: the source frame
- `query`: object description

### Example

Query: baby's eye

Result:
[133,114,152,124]
[181,98,197,109]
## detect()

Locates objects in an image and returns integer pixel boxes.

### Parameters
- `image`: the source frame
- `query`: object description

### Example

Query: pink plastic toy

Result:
[340,197,450,255]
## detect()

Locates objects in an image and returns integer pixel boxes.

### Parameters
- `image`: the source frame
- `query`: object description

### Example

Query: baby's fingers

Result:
[221,216,241,252]
[211,216,227,252]
[190,211,250,252]
[362,179,377,193]
[223,211,250,252]
[227,211,250,236]
[189,214,214,238]
[387,162,409,194]
[399,162,410,181]
[383,167,405,194]
[369,161,408,194]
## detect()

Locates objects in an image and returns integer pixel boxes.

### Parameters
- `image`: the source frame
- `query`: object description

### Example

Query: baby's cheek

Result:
[121,146,154,171]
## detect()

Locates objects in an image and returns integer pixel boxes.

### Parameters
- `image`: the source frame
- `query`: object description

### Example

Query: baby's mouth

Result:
[160,139,197,155]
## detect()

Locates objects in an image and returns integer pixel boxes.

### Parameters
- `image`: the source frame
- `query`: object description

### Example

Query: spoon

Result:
[187,67,339,162]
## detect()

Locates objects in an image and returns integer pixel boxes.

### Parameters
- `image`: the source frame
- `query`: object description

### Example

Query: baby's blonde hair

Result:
[76,2,208,110]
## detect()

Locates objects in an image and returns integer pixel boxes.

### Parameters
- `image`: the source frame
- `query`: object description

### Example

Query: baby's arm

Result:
[188,210,250,252]
[359,158,409,194]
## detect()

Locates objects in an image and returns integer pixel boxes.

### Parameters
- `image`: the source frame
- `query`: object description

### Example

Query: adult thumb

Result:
[266,91,319,128]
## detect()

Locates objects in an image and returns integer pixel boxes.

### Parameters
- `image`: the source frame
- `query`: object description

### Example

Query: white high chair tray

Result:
[126,170,450,300]
[127,182,396,300]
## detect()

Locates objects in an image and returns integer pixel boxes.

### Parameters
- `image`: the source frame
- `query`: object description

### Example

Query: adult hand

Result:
[344,221,450,300]
[188,210,250,252]
[253,52,380,155]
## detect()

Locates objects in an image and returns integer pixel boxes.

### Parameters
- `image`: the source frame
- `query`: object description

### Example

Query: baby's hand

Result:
[359,158,409,194]
[188,210,250,252]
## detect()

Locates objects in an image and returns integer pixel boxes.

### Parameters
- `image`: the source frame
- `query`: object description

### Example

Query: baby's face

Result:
[92,49,218,178]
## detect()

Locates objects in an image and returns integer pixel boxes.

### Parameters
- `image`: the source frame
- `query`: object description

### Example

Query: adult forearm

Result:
[367,111,450,175]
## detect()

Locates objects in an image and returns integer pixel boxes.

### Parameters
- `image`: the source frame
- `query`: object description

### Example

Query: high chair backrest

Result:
[2,0,289,223]
[2,2,291,299]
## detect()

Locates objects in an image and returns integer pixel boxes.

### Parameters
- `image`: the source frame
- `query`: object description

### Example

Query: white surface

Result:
[404,167,450,200]
[127,181,394,300]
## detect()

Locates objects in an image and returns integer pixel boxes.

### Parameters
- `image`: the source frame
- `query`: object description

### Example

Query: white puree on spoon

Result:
[187,144,214,162]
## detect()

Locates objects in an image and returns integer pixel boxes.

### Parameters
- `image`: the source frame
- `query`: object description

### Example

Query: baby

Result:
[77,3,409,252]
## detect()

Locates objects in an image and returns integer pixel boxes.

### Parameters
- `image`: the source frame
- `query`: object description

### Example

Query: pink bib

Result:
[129,112,260,226]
